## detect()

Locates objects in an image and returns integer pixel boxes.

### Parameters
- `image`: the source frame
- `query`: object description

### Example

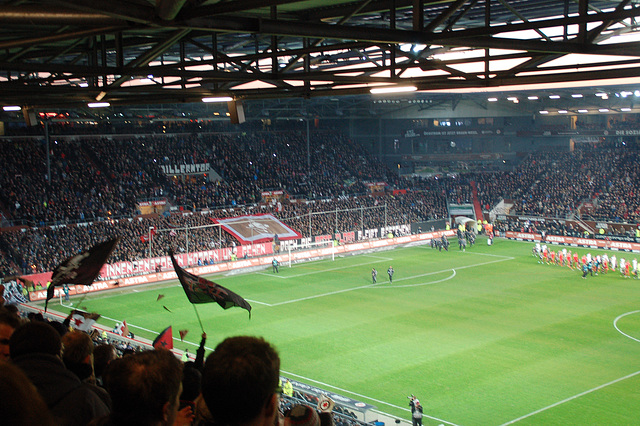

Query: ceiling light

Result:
[558,110,568,114]
[528,96,538,100]
[88,102,110,108]
[3,105,21,111]
[621,107,632,112]
[599,108,609,112]
[507,97,518,102]
[488,97,498,102]
[549,95,560,99]
[370,86,417,94]
[202,96,233,103]
[571,94,583,98]
[539,110,549,114]
[578,109,588,113]
[95,91,107,101]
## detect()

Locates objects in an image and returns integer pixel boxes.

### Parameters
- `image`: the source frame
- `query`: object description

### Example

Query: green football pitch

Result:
[51,238,640,425]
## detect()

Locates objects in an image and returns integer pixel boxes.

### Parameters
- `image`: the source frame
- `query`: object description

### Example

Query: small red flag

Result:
[179,329,188,341]
[152,326,173,350]
[156,294,165,301]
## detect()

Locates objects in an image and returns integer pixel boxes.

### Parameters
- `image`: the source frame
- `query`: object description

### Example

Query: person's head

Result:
[93,343,117,379]
[10,321,62,359]
[284,405,320,426]
[202,336,280,426]
[0,308,22,362]
[0,362,57,425]
[104,349,183,426]
[61,330,95,381]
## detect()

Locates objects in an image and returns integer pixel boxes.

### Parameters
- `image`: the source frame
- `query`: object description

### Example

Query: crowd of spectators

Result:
[469,141,640,222]
[1,128,640,278]
[1,302,373,426]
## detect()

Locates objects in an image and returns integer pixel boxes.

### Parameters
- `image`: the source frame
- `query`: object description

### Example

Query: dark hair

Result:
[104,349,183,425]
[61,330,95,381]
[93,344,117,379]
[0,362,57,425]
[202,336,280,425]
[10,321,62,358]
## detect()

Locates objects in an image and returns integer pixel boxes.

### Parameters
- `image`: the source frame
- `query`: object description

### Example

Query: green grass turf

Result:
[50,238,640,425]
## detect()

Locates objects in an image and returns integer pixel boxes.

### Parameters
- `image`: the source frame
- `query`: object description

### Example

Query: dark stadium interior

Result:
[2,1,640,425]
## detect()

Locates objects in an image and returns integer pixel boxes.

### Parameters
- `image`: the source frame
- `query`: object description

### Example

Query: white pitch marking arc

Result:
[256,255,395,279]
[498,311,640,425]
[613,310,640,343]
[379,269,456,289]
[261,256,512,307]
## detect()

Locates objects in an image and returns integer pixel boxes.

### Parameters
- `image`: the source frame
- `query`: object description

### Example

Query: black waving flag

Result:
[169,251,251,317]
[45,238,119,312]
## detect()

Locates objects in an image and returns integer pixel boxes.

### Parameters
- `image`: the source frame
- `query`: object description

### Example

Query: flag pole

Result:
[192,304,205,333]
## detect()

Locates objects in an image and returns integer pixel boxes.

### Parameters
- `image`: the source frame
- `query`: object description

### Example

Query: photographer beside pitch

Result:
[408,395,423,426]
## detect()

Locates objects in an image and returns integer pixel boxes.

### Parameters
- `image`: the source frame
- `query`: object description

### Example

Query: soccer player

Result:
[573,252,579,270]
[387,266,394,283]
[441,235,449,251]
[372,268,377,284]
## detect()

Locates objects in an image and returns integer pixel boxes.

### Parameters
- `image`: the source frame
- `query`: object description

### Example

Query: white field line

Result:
[500,310,640,425]
[282,370,462,426]
[256,255,396,279]
[97,313,216,352]
[265,256,513,306]
[498,370,640,425]
[613,310,640,343]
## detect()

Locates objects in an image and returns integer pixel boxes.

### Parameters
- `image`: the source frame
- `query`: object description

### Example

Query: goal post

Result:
[285,239,337,267]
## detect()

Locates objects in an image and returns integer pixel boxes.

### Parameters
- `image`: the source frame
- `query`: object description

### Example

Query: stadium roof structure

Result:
[2,0,640,120]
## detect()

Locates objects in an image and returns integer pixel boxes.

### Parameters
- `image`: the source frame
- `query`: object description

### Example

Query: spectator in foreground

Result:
[61,330,112,409]
[201,336,281,426]
[0,307,22,362]
[284,404,320,426]
[0,361,57,425]
[9,321,110,426]
[96,349,187,426]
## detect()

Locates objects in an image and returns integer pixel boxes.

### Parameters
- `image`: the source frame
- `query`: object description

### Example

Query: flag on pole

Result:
[317,395,335,413]
[179,329,188,341]
[152,326,173,350]
[70,310,101,332]
[156,294,165,302]
[169,251,252,317]
[45,237,120,312]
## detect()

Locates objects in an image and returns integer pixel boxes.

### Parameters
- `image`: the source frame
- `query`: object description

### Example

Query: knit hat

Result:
[286,404,320,426]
